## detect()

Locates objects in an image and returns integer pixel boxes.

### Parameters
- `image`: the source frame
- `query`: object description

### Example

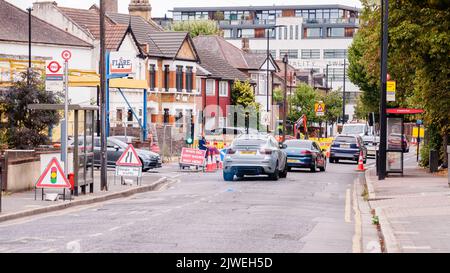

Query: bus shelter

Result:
[28,104,97,196]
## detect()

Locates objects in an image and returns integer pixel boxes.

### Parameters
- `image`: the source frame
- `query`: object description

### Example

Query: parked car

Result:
[69,137,161,171]
[110,135,137,144]
[283,140,326,172]
[329,135,367,164]
[364,136,380,158]
[342,123,369,137]
[222,134,288,181]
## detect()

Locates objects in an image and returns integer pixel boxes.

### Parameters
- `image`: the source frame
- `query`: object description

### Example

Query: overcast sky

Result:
[7,0,362,17]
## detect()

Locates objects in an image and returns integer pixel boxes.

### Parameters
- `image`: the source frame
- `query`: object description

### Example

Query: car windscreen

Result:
[334,136,357,144]
[342,125,365,135]
[109,138,128,149]
[285,141,311,149]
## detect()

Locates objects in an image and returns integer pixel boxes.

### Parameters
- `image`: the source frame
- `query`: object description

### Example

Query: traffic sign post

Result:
[115,144,143,186]
[45,60,63,92]
[61,50,71,185]
[387,80,396,102]
[35,157,71,201]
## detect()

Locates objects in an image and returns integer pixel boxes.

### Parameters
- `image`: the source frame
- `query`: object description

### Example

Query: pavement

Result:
[0,169,168,223]
[0,159,367,253]
[365,148,450,253]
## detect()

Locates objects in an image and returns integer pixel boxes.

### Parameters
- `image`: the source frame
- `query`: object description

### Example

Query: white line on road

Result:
[345,189,351,223]
[88,233,103,237]
[352,182,362,253]
[394,231,419,235]
[402,246,431,250]
[108,226,121,232]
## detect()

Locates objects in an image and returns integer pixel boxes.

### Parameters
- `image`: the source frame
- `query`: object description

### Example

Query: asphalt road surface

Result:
[0,159,371,253]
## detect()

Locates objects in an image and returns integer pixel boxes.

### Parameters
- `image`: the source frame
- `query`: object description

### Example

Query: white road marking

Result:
[402,246,431,250]
[394,231,419,235]
[88,233,103,237]
[345,189,351,223]
[108,226,121,232]
[352,183,362,253]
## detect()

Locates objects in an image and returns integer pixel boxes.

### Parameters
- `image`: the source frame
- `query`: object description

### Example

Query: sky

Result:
[7,0,362,17]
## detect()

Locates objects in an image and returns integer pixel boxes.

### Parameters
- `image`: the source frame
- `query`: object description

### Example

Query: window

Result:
[196,78,202,94]
[327,27,345,37]
[116,109,123,122]
[173,12,181,21]
[304,28,321,38]
[163,65,170,91]
[280,49,298,59]
[323,49,348,59]
[241,29,254,38]
[149,64,156,91]
[219,81,228,97]
[289,25,293,40]
[278,27,283,40]
[223,29,232,38]
[176,65,183,92]
[258,74,267,95]
[295,25,299,40]
[175,109,183,128]
[206,79,215,96]
[284,27,288,40]
[163,108,169,124]
[301,49,320,59]
[185,66,193,92]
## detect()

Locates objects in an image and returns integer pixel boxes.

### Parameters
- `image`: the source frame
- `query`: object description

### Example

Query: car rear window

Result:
[233,139,266,147]
[335,136,357,144]
[285,141,311,149]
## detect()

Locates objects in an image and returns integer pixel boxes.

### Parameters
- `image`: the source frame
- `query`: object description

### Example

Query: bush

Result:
[419,142,430,167]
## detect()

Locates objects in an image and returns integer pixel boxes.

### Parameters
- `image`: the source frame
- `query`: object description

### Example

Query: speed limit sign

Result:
[61,50,72,61]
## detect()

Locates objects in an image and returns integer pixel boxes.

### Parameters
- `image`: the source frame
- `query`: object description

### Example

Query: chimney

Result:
[104,0,118,13]
[241,38,250,53]
[129,0,152,21]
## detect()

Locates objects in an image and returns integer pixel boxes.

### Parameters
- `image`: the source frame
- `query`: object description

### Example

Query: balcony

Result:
[303,17,359,25]
[219,19,276,27]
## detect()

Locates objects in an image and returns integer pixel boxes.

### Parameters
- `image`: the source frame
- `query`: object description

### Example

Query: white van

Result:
[342,123,369,137]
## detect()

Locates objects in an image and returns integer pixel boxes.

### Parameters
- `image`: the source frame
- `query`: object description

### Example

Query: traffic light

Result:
[186,122,194,145]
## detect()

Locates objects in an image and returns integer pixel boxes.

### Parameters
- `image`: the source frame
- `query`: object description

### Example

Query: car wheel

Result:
[287,166,292,172]
[319,161,326,172]
[269,167,279,181]
[310,160,317,172]
[329,157,334,164]
[223,172,234,182]
[279,164,288,178]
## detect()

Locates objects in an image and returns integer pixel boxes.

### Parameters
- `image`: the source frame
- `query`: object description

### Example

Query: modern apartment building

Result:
[172,4,361,121]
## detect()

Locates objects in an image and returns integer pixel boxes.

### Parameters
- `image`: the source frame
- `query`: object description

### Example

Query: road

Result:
[0,159,371,253]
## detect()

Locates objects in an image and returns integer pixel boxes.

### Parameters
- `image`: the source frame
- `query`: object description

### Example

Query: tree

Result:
[348,0,450,165]
[170,20,220,38]
[288,83,317,123]
[323,90,343,126]
[272,88,283,104]
[231,80,260,129]
[1,70,61,149]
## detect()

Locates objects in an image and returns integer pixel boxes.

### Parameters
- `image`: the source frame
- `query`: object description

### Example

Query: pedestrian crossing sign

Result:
[116,144,142,167]
[36,157,71,189]
[315,102,326,116]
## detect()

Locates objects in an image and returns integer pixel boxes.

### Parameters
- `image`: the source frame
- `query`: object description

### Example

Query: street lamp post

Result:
[378,0,389,180]
[99,0,108,190]
[27,7,32,86]
[282,54,288,143]
[266,25,286,133]
[342,58,347,124]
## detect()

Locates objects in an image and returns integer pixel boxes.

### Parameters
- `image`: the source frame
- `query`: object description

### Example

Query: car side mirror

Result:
[114,145,120,151]
[280,143,287,149]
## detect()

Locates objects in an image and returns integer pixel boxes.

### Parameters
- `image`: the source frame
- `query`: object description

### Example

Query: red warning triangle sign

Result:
[116,144,142,167]
[36,157,71,189]
[316,104,324,112]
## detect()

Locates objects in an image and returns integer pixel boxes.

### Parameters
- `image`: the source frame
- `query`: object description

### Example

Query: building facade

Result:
[172,4,361,121]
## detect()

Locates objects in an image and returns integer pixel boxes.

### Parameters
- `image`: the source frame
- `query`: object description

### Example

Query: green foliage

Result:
[170,20,220,37]
[272,88,283,104]
[323,90,343,124]
[231,80,258,108]
[288,83,317,123]
[348,0,450,160]
[1,70,62,149]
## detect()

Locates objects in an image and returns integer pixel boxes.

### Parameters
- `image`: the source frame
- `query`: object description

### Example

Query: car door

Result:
[107,139,123,166]
[271,137,284,170]
[313,142,324,167]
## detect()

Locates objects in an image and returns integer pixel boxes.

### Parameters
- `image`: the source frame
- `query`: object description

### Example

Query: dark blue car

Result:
[283,140,327,172]
[329,135,367,164]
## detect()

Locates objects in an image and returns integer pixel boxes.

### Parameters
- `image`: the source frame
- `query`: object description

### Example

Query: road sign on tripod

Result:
[115,144,142,182]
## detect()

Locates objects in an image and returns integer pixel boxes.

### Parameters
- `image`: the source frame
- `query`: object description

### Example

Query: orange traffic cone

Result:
[356,150,365,171]
[326,148,330,158]
[206,156,215,172]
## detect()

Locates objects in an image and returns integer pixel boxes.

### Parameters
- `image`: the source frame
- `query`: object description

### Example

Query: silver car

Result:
[223,134,288,181]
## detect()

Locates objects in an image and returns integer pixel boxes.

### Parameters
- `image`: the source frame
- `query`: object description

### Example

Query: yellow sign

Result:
[387,81,396,92]
[315,102,326,116]
[412,127,425,138]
